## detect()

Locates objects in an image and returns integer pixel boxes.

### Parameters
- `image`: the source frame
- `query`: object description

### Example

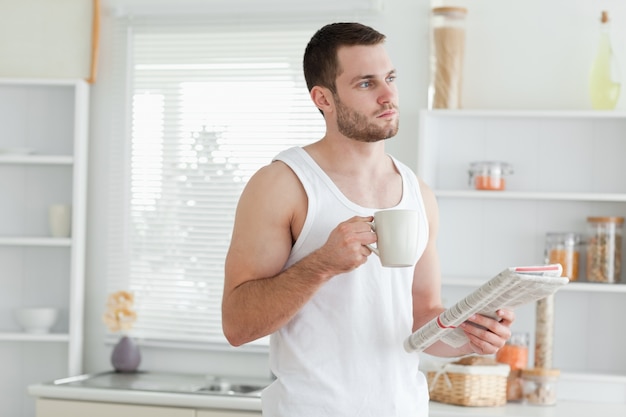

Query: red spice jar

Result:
[468,161,513,191]
[496,332,529,370]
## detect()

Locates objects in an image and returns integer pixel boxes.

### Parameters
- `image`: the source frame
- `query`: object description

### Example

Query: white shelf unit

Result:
[0,78,88,417]
[418,109,626,386]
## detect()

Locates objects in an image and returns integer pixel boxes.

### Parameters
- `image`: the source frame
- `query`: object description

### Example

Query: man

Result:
[222,22,514,416]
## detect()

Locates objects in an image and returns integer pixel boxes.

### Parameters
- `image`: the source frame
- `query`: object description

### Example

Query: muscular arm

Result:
[222,161,376,346]
[411,179,513,357]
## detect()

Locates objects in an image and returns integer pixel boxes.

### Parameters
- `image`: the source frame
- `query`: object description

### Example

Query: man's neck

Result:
[304,137,402,209]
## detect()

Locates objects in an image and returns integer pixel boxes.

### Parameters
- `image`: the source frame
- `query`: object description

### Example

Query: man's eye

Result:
[358,81,371,88]
[387,75,396,83]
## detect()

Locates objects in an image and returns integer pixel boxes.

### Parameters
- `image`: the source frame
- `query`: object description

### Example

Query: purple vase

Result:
[111,335,141,373]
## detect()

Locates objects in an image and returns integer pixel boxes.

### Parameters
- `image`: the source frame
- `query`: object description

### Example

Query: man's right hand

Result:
[315,215,377,275]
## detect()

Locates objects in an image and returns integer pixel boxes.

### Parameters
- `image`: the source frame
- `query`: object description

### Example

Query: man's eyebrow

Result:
[349,69,396,85]
[349,74,373,84]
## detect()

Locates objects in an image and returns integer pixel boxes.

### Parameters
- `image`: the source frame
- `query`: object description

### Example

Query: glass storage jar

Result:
[586,216,624,283]
[544,232,581,281]
[468,161,513,191]
[496,332,529,371]
[496,332,529,402]
[521,368,560,406]
[429,6,467,109]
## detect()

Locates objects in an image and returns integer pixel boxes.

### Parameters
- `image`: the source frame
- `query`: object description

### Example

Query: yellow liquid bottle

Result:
[589,11,621,110]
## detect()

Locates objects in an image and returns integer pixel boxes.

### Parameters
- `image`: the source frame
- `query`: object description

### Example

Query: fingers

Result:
[320,216,377,273]
[461,310,514,355]
[496,308,515,326]
[346,215,375,231]
[340,216,377,246]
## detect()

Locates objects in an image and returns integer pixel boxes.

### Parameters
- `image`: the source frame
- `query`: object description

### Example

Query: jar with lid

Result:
[429,6,467,109]
[468,161,513,191]
[586,216,624,283]
[521,368,560,406]
[496,332,529,401]
[544,232,581,281]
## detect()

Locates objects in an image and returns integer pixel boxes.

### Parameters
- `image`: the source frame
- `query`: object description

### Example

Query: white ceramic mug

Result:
[48,204,72,238]
[367,209,420,267]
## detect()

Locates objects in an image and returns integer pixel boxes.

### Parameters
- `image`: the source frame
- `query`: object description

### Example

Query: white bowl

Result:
[14,308,59,334]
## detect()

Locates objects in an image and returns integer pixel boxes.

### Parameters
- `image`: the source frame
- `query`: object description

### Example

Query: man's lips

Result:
[377,109,397,118]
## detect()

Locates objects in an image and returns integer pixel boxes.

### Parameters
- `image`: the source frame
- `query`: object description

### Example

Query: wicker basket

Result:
[426,362,510,407]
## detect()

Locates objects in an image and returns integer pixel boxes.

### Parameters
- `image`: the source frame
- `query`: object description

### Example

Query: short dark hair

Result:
[303,22,386,94]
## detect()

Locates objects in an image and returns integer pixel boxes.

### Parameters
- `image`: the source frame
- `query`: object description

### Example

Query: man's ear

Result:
[310,86,334,114]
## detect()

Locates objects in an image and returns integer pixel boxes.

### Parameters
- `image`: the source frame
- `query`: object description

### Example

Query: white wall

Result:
[85,0,626,378]
[0,0,93,78]
[434,0,626,110]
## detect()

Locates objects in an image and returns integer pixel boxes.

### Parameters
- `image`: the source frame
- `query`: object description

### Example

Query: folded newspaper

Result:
[404,264,569,353]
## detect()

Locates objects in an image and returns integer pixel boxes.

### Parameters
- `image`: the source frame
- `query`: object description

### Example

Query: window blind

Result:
[106,17,333,348]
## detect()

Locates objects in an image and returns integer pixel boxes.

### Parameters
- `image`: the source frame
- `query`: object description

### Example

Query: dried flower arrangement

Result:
[103,290,137,333]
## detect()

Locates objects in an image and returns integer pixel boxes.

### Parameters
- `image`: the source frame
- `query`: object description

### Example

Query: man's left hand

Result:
[460,309,515,355]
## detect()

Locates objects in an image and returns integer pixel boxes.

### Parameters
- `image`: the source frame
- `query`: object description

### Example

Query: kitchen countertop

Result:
[28,371,626,416]
[429,401,626,417]
[28,371,268,411]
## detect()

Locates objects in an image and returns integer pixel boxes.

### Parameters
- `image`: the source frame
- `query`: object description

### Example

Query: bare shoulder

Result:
[249,159,302,187]
[239,160,306,213]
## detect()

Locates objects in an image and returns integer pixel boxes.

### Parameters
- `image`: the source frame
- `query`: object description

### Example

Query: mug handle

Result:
[366,221,380,257]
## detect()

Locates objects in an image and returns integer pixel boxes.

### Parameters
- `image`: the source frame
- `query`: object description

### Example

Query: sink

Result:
[49,371,268,398]
[194,382,265,396]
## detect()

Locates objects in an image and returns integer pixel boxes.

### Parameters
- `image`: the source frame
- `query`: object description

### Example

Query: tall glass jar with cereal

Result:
[586,216,624,283]
[429,6,467,109]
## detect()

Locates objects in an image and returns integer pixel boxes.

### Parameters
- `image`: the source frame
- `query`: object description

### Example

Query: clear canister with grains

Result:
[521,368,560,406]
[544,232,581,281]
[586,216,624,283]
[429,6,467,109]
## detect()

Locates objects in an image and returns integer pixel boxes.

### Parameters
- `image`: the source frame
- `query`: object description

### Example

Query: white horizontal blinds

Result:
[119,18,325,345]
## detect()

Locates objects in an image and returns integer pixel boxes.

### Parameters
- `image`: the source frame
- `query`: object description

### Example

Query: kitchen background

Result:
[2,0,626,416]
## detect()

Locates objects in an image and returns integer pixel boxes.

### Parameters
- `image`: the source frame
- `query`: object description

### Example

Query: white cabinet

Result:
[418,110,626,386]
[36,399,194,417]
[0,79,89,417]
[35,399,261,417]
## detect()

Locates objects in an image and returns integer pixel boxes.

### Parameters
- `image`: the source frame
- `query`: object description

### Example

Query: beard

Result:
[334,95,399,143]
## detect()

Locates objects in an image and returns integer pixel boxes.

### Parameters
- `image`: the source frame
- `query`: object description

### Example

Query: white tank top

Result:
[262,147,430,416]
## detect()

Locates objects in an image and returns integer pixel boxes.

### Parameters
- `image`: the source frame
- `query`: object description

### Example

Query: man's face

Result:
[332,44,399,143]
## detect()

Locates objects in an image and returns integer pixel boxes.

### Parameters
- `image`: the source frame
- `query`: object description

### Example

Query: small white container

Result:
[48,204,72,238]
[14,308,59,334]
